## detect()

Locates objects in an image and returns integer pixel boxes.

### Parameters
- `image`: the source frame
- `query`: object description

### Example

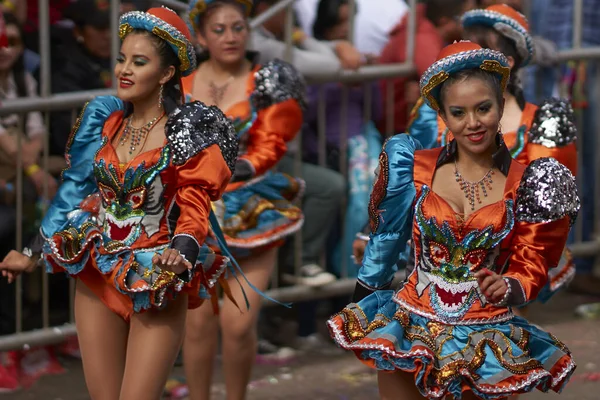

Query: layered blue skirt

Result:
[327,290,576,399]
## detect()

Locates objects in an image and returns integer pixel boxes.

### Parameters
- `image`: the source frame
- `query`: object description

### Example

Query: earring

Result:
[158,85,164,109]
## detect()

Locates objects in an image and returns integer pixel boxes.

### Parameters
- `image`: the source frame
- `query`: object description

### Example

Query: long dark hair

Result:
[464,24,526,110]
[313,0,352,40]
[129,29,182,114]
[1,12,29,127]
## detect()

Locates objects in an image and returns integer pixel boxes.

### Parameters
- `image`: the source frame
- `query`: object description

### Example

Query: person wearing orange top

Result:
[181,1,305,399]
[0,7,240,399]
[407,4,578,303]
[328,41,578,400]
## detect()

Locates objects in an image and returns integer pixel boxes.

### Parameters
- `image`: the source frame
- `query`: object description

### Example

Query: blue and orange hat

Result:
[119,7,197,77]
[419,41,511,111]
[462,4,534,67]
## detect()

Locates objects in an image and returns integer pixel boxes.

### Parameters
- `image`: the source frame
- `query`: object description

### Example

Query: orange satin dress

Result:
[327,134,578,398]
[39,97,236,320]
[182,59,305,257]
[436,101,578,298]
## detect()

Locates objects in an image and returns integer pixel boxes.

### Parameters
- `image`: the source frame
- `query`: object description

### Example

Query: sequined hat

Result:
[119,7,197,77]
[188,0,253,32]
[419,41,511,112]
[462,4,534,67]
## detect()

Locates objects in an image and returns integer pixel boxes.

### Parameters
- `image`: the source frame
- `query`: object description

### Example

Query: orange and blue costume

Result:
[26,8,240,320]
[406,5,578,301]
[328,42,579,399]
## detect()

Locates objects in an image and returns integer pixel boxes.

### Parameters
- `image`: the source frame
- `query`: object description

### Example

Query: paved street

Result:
[2,292,600,400]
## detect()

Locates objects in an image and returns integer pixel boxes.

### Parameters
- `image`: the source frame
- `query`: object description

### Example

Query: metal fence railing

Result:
[0,0,599,352]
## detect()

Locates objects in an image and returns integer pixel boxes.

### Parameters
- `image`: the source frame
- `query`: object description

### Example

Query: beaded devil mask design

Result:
[413,187,514,321]
[94,145,170,246]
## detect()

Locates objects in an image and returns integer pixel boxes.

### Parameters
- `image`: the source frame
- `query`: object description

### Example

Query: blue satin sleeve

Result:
[406,98,440,149]
[357,134,421,291]
[40,96,123,238]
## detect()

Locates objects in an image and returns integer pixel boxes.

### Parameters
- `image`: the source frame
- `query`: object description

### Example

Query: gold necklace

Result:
[119,112,165,155]
[454,160,494,211]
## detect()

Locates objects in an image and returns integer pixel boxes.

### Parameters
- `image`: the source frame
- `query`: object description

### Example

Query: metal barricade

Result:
[0,0,599,353]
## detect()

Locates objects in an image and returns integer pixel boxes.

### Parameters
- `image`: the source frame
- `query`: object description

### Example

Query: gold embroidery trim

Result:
[421,71,449,112]
[480,60,510,92]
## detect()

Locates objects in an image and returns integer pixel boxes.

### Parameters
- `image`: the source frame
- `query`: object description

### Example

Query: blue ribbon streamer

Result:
[208,210,292,309]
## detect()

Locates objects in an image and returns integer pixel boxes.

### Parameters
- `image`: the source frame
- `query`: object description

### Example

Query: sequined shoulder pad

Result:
[251,59,307,111]
[529,98,577,148]
[166,101,238,171]
[516,157,579,225]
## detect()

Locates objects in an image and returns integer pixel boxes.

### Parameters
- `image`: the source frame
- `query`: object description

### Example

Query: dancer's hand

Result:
[474,268,508,304]
[152,249,191,275]
[0,250,38,283]
[352,238,367,264]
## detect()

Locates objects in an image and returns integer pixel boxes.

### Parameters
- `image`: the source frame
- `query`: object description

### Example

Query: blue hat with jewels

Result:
[188,0,253,33]
[419,41,511,112]
[119,7,197,77]
[462,4,534,67]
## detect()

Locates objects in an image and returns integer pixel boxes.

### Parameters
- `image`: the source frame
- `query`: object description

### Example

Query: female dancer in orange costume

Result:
[328,41,578,399]
[408,4,578,301]
[0,7,239,400]
[181,1,305,399]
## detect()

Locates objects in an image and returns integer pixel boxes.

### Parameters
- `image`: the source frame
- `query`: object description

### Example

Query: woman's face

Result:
[114,33,174,105]
[324,4,351,41]
[198,4,248,65]
[440,76,503,155]
[0,24,23,72]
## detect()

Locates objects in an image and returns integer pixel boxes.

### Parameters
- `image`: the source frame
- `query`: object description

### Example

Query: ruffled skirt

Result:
[42,197,230,321]
[327,290,576,399]
[210,171,304,257]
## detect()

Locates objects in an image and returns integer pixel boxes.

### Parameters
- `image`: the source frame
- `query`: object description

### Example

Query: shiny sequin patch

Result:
[529,98,577,148]
[516,157,580,226]
[251,59,307,111]
[166,101,239,171]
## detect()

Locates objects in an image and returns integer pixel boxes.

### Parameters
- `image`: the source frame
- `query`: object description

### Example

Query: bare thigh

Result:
[220,248,278,339]
[118,294,188,400]
[74,280,128,400]
[377,370,424,400]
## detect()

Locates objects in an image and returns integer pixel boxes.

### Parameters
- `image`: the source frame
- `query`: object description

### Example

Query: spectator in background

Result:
[250,0,362,74]
[0,0,25,24]
[378,0,475,136]
[49,0,112,157]
[0,13,59,205]
[22,0,71,53]
[0,13,63,392]
[295,0,409,57]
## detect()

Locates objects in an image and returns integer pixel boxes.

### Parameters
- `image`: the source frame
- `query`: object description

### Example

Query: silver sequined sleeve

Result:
[166,101,239,172]
[529,98,577,148]
[516,157,580,226]
[251,59,307,111]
